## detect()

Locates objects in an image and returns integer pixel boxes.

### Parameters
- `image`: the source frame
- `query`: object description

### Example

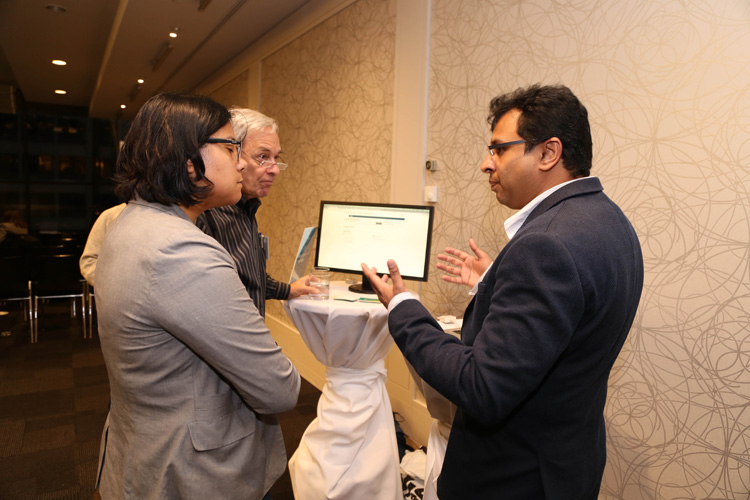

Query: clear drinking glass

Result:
[309,267,331,300]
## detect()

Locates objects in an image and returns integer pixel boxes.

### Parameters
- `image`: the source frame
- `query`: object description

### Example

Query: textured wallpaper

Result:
[210,0,749,496]
[258,0,396,324]
[208,69,249,110]
[427,0,750,498]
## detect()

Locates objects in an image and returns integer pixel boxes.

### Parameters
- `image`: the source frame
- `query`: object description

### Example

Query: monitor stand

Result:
[348,274,376,294]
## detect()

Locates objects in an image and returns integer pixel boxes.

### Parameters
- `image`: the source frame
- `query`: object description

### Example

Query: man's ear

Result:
[539,137,562,172]
[186,159,196,180]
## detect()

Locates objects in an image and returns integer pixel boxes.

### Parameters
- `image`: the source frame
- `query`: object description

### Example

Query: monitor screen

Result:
[314,201,434,293]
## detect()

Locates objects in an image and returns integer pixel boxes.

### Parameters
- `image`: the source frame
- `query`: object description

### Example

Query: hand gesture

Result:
[436,238,492,288]
[360,259,408,308]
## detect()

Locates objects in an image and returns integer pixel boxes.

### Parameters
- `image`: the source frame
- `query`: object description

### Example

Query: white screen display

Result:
[315,202,434,280]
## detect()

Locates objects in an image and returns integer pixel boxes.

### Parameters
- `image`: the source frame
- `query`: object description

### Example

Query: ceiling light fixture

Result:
[54,89,67,95]
[121,105,126,109]
[137,79,144,84]
[169,27,180,38]
[45,4,67,13]
[128,86,138,100]
[151,43,174,72]
[52,59,67,66]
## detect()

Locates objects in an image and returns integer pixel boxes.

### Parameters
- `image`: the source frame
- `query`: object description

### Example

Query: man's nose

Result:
[267,163,280,176]
[480,154,495,174]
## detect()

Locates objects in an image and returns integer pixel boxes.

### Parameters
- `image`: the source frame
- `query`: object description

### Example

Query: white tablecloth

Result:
[407,363,456,500]
[283,283,402,500]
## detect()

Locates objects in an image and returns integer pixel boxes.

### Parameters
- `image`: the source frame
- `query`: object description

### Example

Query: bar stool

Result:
[31,254,88,342]
[0,255,34,336]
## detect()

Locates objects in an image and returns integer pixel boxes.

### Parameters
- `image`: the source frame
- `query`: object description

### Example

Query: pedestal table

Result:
[283,282,402,500]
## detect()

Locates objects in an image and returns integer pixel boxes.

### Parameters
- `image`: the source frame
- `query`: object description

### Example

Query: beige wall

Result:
[424,1,750,498]
[201,0,750,497]
[260,0,396,323]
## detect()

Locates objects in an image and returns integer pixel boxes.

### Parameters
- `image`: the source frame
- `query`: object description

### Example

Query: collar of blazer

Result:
[523,176,603,227]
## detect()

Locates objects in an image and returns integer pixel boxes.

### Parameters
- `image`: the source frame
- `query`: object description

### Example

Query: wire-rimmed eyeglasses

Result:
[205,138,242,161]
[488,139,526,156]
[243,151,288,171]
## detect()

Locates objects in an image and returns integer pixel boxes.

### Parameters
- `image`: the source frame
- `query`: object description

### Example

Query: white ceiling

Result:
[0,0,312,119]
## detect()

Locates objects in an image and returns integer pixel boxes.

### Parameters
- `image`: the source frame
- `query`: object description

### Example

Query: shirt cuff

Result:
[388,291,418,313]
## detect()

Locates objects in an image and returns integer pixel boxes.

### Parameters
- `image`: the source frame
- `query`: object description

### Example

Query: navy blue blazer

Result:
[389,177,643,499]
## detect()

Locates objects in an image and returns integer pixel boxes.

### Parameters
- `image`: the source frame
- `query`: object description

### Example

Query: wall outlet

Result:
[424,186,438,202]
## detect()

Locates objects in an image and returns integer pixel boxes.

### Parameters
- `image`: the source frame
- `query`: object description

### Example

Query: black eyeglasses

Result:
[205,138,242,161]
[488,139,526,156]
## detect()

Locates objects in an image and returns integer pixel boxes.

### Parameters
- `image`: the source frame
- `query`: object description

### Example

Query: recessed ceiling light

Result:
[45,4,67,13]
[169,32,178,38]
[120,104,127,109]
[137,79,144,84]
[52,59,67,66]
[54,89,67,95]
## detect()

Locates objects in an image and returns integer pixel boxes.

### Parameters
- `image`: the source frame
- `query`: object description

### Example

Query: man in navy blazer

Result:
[363,84,643,499]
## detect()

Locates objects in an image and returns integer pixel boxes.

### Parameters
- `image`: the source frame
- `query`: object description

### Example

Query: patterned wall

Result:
[257,0,396,324]
[208,69,249,110]
[210,0,750,496]
[426,0,750,498]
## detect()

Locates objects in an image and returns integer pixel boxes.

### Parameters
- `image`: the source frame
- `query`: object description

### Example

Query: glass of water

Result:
[309,267,330,300]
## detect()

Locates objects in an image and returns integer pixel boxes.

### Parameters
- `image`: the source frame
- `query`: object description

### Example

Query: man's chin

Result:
[241,191,268,199]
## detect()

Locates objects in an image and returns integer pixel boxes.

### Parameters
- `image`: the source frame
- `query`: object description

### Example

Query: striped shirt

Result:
[196,198,290,318]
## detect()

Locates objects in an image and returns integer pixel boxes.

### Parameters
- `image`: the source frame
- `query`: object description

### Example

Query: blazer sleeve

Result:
[390,231,584,426]
[79,204,125,287]
[148,233,300,415]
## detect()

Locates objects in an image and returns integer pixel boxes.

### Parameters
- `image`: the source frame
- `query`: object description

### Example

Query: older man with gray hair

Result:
[197,108,317,317]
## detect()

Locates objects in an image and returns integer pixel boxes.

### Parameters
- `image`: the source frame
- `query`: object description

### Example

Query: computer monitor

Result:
[314,201,435,294]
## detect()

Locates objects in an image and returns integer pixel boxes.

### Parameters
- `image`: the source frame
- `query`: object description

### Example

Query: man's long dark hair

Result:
[115,92,232,206]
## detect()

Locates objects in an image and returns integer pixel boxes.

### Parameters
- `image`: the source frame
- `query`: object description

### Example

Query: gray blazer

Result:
[95,200,300,499]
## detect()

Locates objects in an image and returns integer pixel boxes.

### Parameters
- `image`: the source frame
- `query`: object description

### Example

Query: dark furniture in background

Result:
[31,253,89,342]
[0,253,33,334]
[0,231,92,343]
[0,105,124,344]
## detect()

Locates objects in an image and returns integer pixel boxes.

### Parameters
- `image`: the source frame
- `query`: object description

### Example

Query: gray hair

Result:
[230,108,278,141]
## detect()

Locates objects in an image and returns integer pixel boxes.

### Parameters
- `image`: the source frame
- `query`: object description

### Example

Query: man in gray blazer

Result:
[363,84,643,499]
[95,93,300,500]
